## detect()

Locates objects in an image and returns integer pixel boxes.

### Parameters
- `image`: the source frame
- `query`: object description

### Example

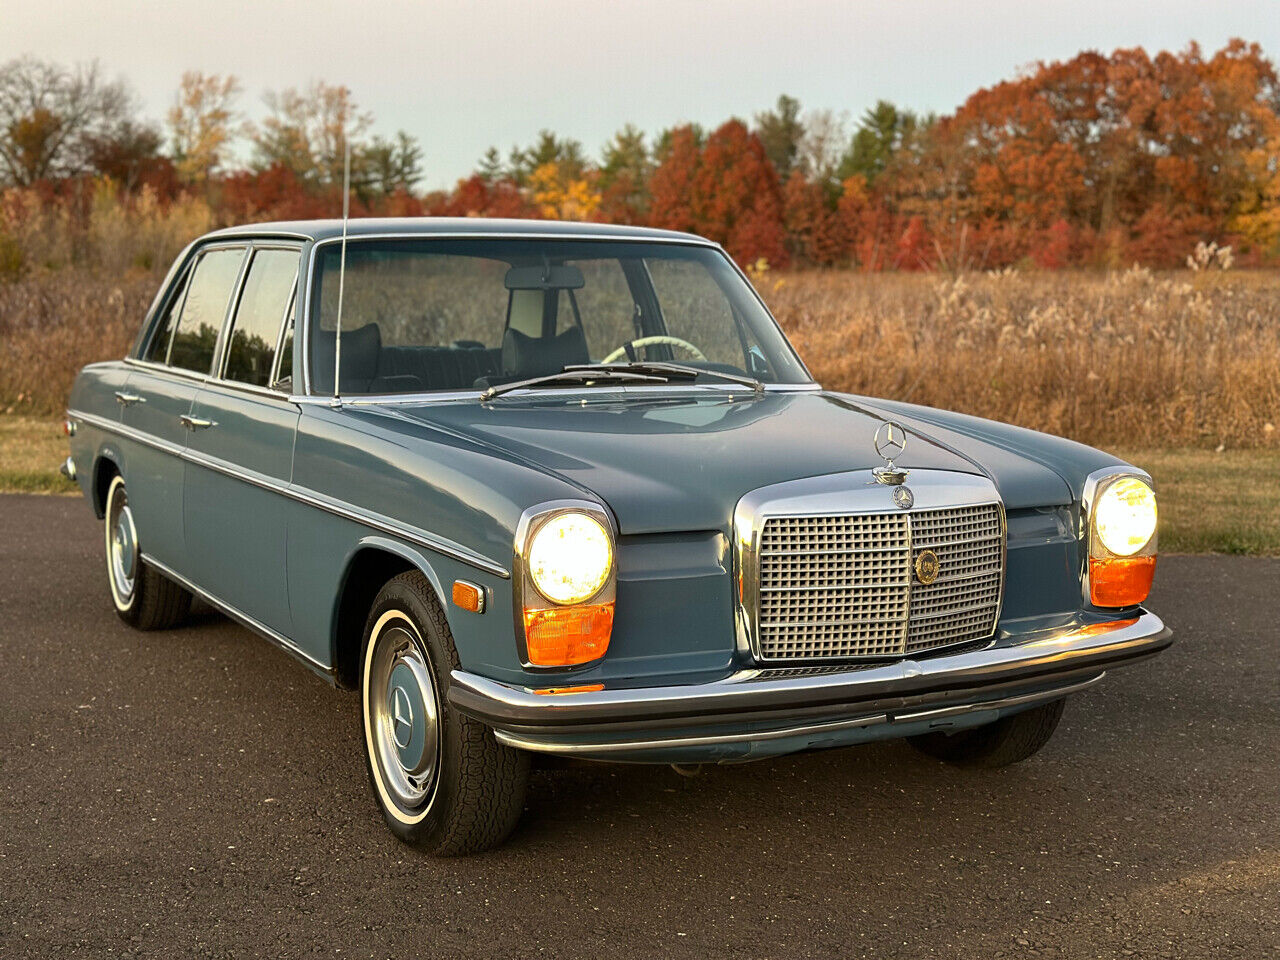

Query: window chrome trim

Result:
[69,407,510,579]
[269,287,298,390]
[122,357,294,403]
[140,552,334,680]
[297,231,816,397]
[732,469,1006,664]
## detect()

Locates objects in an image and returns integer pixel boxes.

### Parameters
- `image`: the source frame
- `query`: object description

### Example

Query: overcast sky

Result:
[4,0,1276,189]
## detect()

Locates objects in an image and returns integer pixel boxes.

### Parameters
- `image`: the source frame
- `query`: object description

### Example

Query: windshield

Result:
[307,238,811,395]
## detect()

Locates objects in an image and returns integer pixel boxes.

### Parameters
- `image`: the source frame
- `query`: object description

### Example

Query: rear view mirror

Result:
[504,264,585,290]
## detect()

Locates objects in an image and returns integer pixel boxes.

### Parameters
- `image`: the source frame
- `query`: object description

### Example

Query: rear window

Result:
[169,247,246,374]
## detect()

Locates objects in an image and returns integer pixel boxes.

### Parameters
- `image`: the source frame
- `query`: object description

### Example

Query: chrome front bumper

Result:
[449,612,1171,762]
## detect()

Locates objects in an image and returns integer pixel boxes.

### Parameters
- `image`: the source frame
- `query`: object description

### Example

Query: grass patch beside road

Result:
[0,417,75,494]
[1116,448,1280,555]
[0,417,1273,554]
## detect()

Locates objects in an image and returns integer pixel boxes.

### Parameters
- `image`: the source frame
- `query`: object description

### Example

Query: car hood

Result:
[381,390,1082,535]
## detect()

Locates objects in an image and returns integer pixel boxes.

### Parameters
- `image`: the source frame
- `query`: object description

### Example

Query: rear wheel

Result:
[360,570,529,855]
[104,475,191,631]
[908,698,1066,769]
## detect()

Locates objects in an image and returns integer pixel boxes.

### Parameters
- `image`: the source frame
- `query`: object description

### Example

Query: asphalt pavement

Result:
[1,493,1277,959]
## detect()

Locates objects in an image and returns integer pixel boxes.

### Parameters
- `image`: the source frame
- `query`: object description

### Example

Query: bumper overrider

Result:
[450,612,1172,763]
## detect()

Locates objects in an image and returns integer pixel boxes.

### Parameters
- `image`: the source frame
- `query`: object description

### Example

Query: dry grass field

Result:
[5,265,1277,450]
[765,267,1280,451]
[2,265,1277,552]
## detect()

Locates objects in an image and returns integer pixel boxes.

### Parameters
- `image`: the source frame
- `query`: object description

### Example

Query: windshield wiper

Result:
[566,361,764,393]
[479,368,671,401]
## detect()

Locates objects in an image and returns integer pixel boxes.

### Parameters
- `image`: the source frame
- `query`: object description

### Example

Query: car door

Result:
[121,243,249,573]
[183,244,301,635]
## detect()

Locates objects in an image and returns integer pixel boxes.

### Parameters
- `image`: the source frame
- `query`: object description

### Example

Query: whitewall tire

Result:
[103,474,192,630]
[360,570,529,855]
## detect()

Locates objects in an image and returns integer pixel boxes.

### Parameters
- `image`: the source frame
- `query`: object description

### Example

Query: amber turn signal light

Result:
[1089,556,1156,608]
[452,580,485,613]
[523,602,614,667]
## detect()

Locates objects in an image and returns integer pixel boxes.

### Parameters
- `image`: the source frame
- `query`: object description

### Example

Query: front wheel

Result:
[104,475,191,631]
[908,698,1066,769]
[360,571,529,855]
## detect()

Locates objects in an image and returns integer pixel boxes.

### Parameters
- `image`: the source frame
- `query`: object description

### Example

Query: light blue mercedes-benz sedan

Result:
[64,218,1170,854]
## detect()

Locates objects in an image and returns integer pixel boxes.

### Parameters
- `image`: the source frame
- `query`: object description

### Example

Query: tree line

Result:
[2,39,1278,270]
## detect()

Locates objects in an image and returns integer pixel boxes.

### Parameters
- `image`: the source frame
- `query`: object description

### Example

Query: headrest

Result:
[311,323,382,393]
[501,325,589,379]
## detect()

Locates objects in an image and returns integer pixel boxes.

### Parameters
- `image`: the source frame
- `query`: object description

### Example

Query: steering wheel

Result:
[602,336,707,364]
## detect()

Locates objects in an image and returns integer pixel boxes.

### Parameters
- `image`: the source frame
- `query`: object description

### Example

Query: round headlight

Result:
[1094,477,1157,556]
[527,513,612,605]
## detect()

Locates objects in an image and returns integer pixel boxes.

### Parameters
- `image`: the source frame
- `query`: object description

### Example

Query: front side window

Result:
[223,248,298,387]
[308,238,809,395]
[169,247,246,373]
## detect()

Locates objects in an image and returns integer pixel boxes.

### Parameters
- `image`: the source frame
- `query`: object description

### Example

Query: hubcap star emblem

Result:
[390,686,413,750]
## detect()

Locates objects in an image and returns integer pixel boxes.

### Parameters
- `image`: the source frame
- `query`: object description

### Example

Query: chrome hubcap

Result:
[367,621,439,810]
[107,483,138,604]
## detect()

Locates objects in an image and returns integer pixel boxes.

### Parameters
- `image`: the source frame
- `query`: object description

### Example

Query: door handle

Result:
[114,391,145,406]
[179,414,216,431]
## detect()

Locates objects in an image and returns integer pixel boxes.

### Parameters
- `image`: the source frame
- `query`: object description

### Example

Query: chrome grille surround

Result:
[734,470,1005,663]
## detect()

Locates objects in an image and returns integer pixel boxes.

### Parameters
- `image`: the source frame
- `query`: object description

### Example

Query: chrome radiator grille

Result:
[754,503,1003,661]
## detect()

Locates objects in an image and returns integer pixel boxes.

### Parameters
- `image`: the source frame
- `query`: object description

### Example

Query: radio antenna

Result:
[331,137,351,407]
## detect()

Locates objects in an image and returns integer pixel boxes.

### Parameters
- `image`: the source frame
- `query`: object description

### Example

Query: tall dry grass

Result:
[765,267,1280,450]
[0,269,157,413]
[0,185,212,414]
[2,210,1277,451]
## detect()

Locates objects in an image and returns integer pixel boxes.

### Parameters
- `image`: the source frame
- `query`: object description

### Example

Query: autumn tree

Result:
[839,101,931,185]
[797,108,849,197]
[251,81,372,187]
[506,130,587,185]
[476,146,504,182]
[754,94,804,179]
[783,171,845,265]
[598,124,651,222]
[528,162,601,220]
[83,119,168,194]
[661,119,789,266]
[0,56,134,186]
[362,131,424,196]
[168,72,243,185]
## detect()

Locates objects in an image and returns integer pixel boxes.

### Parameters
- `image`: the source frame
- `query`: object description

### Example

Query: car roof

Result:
[202,217,716,246]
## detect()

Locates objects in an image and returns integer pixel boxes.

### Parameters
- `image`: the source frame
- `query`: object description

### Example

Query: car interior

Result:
[310,256,754,395]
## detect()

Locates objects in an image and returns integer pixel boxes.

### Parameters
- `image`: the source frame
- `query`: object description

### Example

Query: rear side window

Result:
[144,267,191,363]
[274,293,296,390]
[223,248,298,387]
[169,247,246,373]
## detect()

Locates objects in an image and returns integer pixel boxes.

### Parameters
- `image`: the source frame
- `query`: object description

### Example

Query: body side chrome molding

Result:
[140,552,335,680]
[69,407,510,579]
